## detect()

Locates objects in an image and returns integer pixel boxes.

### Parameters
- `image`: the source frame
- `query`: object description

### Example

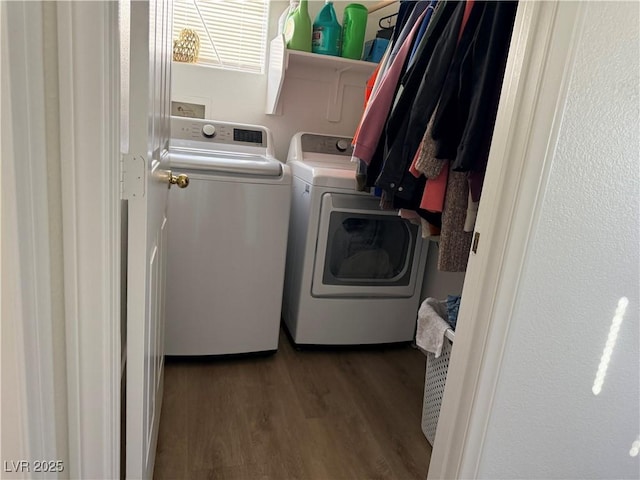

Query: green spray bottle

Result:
[284,0,312,52]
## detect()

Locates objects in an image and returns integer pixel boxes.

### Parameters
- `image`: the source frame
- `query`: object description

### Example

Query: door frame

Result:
[427,1,586,478]
[2,0,63,469]
[57,2,121,478]
[4,0,582,477]
[3,1,121,477]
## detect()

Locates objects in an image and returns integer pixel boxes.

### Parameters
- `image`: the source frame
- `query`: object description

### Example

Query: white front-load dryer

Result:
[165,117,291,355]
[282,133,428,346]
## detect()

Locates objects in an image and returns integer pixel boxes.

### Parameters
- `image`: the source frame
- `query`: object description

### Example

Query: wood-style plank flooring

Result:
[154,330,431,480]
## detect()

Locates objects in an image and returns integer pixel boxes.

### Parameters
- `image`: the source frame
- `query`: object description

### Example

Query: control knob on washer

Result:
[202,124,216,138]
[336,139,350,152]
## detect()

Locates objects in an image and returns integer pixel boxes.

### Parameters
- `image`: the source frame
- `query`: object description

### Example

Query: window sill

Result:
[171,60,264,76]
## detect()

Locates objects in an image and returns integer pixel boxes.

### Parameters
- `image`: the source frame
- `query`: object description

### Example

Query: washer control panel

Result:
[171,116,267,147]
[301,134,354,157]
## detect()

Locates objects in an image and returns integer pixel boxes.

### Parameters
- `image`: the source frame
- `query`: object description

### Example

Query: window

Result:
[173,0,269,74]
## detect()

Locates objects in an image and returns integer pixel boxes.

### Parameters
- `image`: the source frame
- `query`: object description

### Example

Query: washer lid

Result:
[170,147,283,177]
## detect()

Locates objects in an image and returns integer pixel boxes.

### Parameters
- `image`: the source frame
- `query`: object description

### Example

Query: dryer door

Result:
[311,193,423,297]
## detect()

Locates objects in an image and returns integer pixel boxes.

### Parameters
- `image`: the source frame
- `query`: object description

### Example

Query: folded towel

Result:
[416,298,450,358]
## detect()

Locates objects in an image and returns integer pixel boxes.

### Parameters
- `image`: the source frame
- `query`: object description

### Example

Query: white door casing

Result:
[2,1,32,472]
[124,1,173,478]
[4,2,74,476]
[57,1,122,478]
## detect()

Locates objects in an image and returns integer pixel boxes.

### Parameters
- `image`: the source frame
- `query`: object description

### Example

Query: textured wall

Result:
[477,2,640,478]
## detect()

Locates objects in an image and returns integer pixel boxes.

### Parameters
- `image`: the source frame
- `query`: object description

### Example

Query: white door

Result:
[124,1,175,478]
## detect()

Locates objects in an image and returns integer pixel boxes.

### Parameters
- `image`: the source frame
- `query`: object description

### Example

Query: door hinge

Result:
[120,154,146,200]
[472,231,480,254]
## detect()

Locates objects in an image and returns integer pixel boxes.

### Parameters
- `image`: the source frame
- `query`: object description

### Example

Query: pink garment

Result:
[352,64,381,145]
[420,161,449,212]
[352,9,428,165]
[410,116,448,212]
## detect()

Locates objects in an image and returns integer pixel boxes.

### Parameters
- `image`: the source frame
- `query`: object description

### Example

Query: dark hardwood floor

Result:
[154,329,431,480]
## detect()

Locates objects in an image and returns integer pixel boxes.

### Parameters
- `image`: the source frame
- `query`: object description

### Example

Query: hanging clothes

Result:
[371,1,476,201]
[407,0,438,68]
[409,0,474,216]
[433,1,518,268]
[350,0,519,272]
[410,116,448,213]
[409,1,475,216]
[352,8,430,165]
[353,41,393,147]
[387,0,431,67]
[392,1,418,45]
[438,168,472,272]
[431,1,518,173]
[395,1,456,100]
[363,1,458,192]
[363,63,381,106]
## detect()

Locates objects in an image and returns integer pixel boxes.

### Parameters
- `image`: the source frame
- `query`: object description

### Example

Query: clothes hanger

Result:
[379,12,398,30]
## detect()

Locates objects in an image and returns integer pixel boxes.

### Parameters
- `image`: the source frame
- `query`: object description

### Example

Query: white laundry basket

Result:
[421,329,455,445]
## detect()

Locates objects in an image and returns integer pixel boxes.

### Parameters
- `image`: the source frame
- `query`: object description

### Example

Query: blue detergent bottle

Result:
[312,1,341,56]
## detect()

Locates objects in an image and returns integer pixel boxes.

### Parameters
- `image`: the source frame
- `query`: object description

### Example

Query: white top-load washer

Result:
[282,132,428,346]
[165,116,291,355]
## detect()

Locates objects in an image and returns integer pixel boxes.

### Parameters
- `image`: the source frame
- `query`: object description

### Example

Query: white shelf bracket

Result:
[266,35,287,116]
[327,67,350,123]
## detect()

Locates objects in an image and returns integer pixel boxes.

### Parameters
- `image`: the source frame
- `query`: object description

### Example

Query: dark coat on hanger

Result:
[372,1,476,203]
[363,0,459,197]
[431,1,518,173]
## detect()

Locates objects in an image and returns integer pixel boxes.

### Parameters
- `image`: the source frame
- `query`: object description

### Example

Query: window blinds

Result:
[173,0,269,74]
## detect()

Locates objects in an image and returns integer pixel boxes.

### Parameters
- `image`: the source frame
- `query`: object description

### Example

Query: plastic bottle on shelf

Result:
[341,3,368,60]
[284,0,312,52]
[277,0,299,36]
[312,1,342,56]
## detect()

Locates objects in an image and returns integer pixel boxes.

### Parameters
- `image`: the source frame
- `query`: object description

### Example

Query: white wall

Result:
[476,2,639,478]
[420,242,466,301]
[172,0,396,160]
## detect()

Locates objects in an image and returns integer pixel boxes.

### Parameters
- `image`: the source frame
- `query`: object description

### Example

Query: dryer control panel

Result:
[300,134,354,157]
[171,116,268,148]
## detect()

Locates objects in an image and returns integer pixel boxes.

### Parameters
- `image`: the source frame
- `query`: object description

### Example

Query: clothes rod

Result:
[368,0,398,14]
